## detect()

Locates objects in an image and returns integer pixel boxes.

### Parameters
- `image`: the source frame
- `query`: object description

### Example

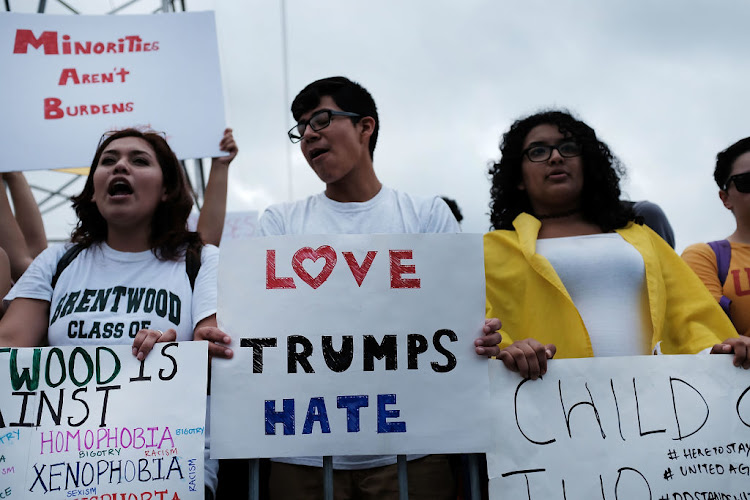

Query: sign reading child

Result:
[211,233,491,458]
[0,12,226,171]
[0,342,208,499]
[487,355,750,500]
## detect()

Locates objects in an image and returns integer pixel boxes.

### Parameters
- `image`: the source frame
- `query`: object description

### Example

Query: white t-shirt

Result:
[5,241,220,493]
[259,186,459,470]
[536,233,649,356]
[7,242,218,345]
[259,186,459,236]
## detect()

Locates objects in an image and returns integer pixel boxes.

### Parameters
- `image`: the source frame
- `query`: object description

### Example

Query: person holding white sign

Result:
[0,129,221,499]
[197,76,501,499]
[484,110,750,380]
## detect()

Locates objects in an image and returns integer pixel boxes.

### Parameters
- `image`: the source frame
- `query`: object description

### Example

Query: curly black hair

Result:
[715,136,750,190]
[488,110,635,232]
[71,128,202,261]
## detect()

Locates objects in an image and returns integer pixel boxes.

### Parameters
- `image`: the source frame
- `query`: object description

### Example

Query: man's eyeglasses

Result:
[724,171,750,193]
[523,141,582,163]
[288,109,361,143]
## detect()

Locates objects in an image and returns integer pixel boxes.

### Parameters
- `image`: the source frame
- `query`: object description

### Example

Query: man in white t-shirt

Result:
[252,76,501,499]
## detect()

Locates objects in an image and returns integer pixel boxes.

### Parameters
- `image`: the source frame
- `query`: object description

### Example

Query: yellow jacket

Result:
[484,213,737,358]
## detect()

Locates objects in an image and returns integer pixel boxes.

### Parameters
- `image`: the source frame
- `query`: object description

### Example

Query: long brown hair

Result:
[71,129,201,260]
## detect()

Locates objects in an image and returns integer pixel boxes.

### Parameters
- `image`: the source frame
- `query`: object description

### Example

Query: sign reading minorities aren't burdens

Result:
[0,342,207,499]
[487,355,750,500]
[211,233,492,459]
[0,12,226,172]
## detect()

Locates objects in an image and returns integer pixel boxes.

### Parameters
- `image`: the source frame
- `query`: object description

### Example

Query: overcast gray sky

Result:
[12,0,750,251]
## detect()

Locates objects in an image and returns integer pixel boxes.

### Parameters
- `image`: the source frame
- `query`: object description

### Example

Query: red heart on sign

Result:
[291,246,337,289]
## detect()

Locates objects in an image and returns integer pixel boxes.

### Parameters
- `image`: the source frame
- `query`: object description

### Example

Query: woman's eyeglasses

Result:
[288,109,361,143]
[724,171,750,193]
[523,141,582,163]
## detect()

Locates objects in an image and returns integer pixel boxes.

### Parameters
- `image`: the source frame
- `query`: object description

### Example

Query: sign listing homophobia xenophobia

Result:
[487,355,750,500]
[211,233,492,459]
[0,12,226,171]
[0,342,208,500]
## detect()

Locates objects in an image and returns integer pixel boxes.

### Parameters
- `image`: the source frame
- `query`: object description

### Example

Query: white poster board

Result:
[211,233,491,459]
[488,355,750,499]
[187,210,258,240]
[0,12,225,171]
[0,342,208,499]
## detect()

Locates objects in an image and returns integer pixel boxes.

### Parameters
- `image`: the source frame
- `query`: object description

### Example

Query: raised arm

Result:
[4,172,47,258]
[197,128,238,246]
[0,177,33,281]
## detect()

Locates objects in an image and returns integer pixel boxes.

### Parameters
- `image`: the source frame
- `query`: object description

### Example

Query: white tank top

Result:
[536,233,649,356]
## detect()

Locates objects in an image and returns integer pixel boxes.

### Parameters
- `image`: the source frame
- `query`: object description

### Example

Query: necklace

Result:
[536,208,580,220]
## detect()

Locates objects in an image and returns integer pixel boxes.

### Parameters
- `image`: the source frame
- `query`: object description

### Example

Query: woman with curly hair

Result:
[483,110,750,379]
[0,128,229,499]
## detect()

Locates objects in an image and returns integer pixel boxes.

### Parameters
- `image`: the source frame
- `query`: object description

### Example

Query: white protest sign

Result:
[211,233,491,458]
[0,12,225,171]
[187,211,258,240]
[487,355,750,500]
[0,342,208,499]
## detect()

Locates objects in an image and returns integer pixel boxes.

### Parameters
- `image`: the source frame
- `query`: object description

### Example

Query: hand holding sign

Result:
[212,233,492,459]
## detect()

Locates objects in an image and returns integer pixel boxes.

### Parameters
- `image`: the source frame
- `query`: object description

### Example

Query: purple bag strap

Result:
[707,239,732,316]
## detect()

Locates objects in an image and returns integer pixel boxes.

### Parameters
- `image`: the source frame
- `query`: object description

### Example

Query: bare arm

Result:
[0,297,50,347]
[0,179,33,281]
[197,128,238,246]
[4,172,47,257]
[0,248,11,318]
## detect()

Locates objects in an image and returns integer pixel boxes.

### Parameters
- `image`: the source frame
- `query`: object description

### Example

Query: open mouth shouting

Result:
[107,177,134,199]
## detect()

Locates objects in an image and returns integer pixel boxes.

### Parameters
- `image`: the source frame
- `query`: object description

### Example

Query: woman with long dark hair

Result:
[485,110,750,379]
[0,128,225,498]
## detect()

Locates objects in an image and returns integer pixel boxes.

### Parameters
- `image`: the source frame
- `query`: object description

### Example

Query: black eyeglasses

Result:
[288,109,361,143]
[522,141,582,162]
[724,171,750,193]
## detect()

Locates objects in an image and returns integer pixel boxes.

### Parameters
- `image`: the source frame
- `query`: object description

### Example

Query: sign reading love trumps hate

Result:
[211,233,491,458]
[0,342,207,499]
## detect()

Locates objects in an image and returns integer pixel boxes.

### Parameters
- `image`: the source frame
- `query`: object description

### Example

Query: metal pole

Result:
[323,456,334,500]
[36,176,79,208]
[36,0,46,13]
[249,459,260,500]
[468,454,481,500]
[280,0,293,202]
[397,455,409,500]
[195,158,206,199]
[55,0,79,14]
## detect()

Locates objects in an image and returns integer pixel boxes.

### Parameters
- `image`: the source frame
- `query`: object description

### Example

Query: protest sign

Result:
[0,342,208,499]
[0,11,225,171]
[187,211,258,241]
[487,355,750,500]
[211,233,491,459]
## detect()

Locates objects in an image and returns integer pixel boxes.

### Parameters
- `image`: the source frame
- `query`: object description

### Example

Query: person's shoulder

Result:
[388,188,460,232]
[681,241,714,259]
[483,229,520,245]
[200,243,220,260]
[36,242,78,268]
[631,200,667,217]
